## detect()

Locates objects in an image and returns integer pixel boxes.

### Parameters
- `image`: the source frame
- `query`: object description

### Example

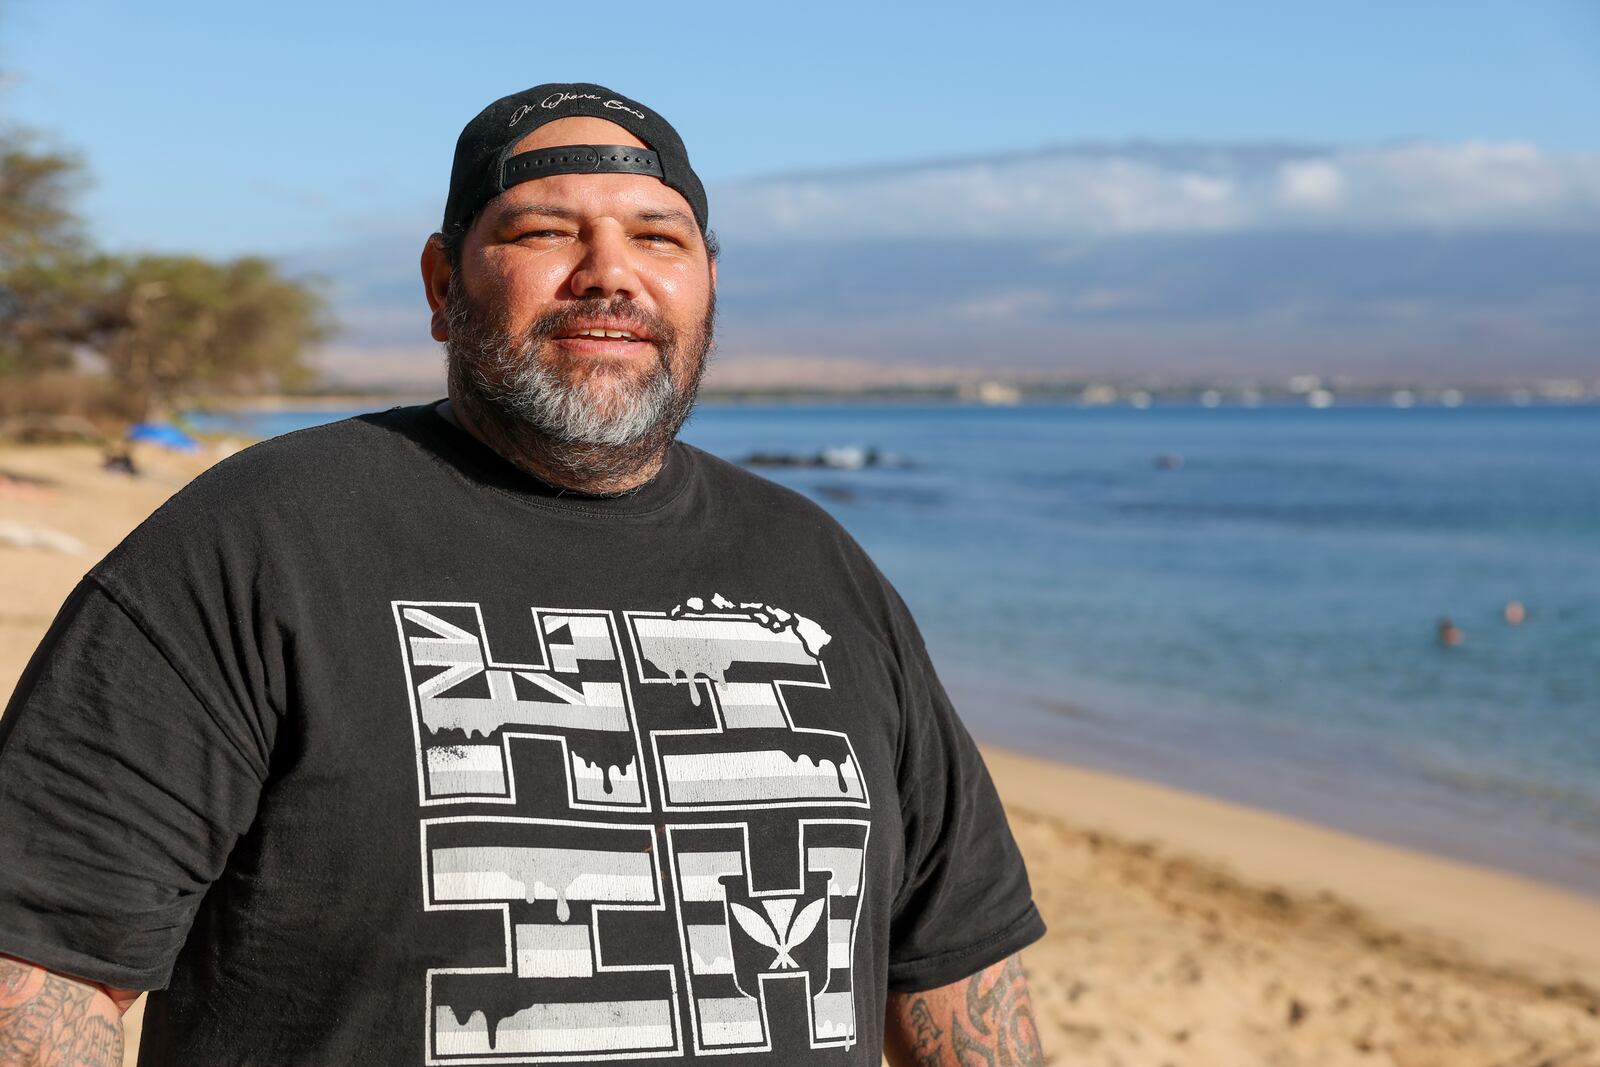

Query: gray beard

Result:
[475,338,678,448]
[443,277,714,490]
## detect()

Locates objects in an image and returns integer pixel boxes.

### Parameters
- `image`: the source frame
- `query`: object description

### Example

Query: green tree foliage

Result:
[0,129,91,375]
[0,126,333,420]
[83,254,333,418]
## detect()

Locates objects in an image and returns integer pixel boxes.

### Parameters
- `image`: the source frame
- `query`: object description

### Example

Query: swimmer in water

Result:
[1504,600,1526,625]
[1437,618,1464,647]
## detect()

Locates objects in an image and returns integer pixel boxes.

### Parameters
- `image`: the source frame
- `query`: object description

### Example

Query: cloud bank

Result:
[712,142,1600,241]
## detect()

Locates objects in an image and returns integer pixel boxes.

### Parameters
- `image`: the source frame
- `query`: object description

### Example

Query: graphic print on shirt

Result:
[626,601,866,810]
[393,595,871,1064]
[398,605,647,810]
[666,819,867,1051]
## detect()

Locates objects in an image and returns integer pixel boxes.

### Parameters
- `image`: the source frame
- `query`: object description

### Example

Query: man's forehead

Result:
[510,116,648,155]
[480,175,700,237]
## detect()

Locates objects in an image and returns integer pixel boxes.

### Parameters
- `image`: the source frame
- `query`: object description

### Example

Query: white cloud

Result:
[1277,159,1347,211]
[713,142,1600,241]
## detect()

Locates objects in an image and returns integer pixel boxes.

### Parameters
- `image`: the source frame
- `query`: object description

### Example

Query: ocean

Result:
[187,401,1600,895]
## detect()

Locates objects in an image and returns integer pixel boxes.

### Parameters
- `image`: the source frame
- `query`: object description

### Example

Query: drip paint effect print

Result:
[639,592,832,708]
[392,597,871,1063]
[398,605,646,808]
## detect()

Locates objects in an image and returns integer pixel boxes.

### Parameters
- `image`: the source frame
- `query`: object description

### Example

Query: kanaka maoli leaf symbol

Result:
[787,898,825,948]
[729,897,827,969]
[729,902,780,951]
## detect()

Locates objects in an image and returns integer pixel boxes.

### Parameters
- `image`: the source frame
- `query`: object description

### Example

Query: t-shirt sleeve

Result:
[0,577,269,991]
[884,589,1046,992]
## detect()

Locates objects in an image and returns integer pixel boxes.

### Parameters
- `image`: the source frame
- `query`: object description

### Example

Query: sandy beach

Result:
[3,443,1597,1066]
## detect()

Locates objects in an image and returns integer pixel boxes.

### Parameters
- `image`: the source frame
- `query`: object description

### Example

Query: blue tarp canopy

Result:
[127,422,201,452]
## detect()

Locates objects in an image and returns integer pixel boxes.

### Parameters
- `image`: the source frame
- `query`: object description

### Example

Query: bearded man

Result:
[0,83,1045,1066]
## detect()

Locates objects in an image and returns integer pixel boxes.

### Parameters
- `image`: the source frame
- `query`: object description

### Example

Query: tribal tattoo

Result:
[0,957,124,1067]
[886,954,1044,1067]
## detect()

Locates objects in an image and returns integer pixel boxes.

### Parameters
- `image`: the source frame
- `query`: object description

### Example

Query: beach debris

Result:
[102,446,141,477]
[1504,600,1527,625]
[1287,998,1309,1026]
[0,519,85,555]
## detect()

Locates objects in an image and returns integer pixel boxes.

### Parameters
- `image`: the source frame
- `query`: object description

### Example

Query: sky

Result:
[4,0,1599,258]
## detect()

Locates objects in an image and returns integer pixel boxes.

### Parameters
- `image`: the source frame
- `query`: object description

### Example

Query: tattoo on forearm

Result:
[891,955,1044,1067]
[908,996,944,1067]
[0,957,124,1067]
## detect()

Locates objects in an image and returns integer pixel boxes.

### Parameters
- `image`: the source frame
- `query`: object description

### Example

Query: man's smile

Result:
[552,319,658,355]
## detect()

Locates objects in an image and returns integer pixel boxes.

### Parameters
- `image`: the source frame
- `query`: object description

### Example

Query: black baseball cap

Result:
[441,82,709,238]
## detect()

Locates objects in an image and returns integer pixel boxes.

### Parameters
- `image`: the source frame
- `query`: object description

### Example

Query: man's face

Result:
[437,116,717,449]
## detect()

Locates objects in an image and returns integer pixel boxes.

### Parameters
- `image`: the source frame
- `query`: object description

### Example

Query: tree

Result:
[84,254,333,419]
[0,125,334,420]
[0,128,92,376]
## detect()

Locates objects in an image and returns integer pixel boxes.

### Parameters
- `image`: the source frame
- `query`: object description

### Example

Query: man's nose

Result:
[567,223,641,300]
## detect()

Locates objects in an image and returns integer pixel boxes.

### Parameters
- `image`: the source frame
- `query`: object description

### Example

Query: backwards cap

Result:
[441,82,708,237]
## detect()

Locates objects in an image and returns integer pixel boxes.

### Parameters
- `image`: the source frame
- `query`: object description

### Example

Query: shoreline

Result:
[944,667,1600,903]
[982,744,1600,985]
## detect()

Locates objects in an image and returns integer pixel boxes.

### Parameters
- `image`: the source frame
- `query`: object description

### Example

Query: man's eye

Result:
[515,230,563,240]
[637,233,677,244]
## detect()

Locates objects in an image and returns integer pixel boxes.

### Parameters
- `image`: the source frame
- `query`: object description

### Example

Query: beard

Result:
[443,274,715,490]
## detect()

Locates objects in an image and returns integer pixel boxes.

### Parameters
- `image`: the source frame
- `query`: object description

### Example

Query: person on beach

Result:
[0,83,1045,1066]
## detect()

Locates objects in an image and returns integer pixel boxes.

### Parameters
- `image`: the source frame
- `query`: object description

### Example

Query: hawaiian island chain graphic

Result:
[393,594,871,1063]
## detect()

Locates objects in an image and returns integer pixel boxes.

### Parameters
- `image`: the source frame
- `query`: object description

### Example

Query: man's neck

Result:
[440,393,667,496]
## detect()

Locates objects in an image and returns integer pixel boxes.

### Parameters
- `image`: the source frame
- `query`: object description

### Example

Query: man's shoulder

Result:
[165,405,429,507]
[92,405,434,578]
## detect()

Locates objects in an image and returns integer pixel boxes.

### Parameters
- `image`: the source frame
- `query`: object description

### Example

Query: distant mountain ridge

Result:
[288,139,1600,389]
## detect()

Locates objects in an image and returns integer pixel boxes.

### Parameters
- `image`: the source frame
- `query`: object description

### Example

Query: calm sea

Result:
[188,402,1600,894]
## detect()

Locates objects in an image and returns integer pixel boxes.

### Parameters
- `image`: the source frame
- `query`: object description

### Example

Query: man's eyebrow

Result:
[634,207,697,231]
[493,203,580,224]
[493,203,697,232]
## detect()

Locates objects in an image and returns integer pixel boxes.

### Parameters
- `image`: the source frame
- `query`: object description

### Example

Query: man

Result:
[0,83,1045,1065]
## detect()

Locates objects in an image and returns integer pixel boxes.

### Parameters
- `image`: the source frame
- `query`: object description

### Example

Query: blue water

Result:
[189,402,1600,893]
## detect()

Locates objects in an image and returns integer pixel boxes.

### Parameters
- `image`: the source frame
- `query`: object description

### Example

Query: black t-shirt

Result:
[0,402,1043,1065]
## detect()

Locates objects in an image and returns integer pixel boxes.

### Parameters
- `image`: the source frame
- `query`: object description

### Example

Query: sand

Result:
[2,443,1597,1067]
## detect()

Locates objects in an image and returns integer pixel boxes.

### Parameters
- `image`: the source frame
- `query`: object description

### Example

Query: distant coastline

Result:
[196,377,1600,412]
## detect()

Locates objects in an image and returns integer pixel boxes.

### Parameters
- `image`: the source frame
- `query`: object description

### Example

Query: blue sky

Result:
[4,0,1598,258]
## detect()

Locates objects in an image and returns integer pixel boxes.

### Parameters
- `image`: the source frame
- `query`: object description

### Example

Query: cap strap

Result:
[500,144,664,192]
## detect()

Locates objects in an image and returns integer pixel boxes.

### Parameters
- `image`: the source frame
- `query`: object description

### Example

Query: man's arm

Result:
[884,953,1044,1067]
[0,955,136,1067]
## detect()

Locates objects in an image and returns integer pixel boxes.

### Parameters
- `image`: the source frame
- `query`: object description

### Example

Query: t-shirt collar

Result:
[413,398,692,518]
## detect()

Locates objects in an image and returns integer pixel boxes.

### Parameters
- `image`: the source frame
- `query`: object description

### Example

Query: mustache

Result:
[520,297,676,356]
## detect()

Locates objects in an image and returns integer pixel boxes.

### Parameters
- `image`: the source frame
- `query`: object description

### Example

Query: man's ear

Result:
[421,234,453,343]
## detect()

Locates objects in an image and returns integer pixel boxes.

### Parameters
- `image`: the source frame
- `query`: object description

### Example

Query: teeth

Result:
[573,328,636,339]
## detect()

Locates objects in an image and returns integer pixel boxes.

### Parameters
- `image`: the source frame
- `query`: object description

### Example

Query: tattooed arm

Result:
[0,955,137,1067]
[884,953,1044,1067]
